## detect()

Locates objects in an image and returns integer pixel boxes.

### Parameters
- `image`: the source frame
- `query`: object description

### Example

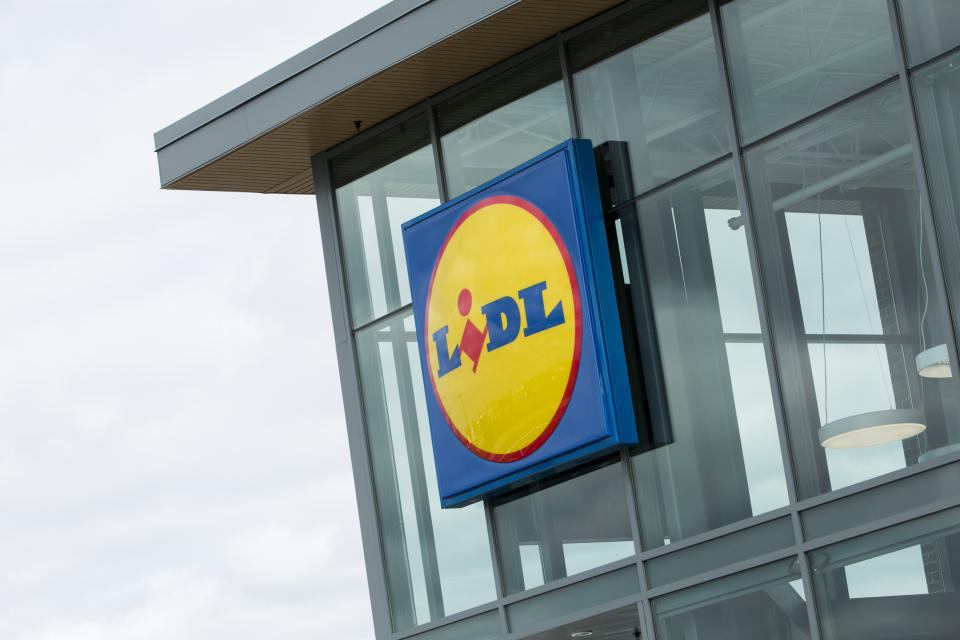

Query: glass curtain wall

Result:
[811,506,960,639]
[621,163,789,549]
[334,116,439,328]
[321,0,960,635]
[493,460,635,594]
[333,116,497,631]
[745,82,960,499]
[437,44,638,595]
[653,558,808,639]
[571,0,731,193]
[720,0,899,143]
[437,50,570,197]
[914,50,960,381]
[898,0,960,65]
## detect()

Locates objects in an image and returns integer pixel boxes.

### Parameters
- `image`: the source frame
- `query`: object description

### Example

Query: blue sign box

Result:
[402,139,638,507]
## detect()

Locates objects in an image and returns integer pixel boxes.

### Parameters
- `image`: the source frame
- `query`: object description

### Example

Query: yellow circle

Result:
[426,197,580,462]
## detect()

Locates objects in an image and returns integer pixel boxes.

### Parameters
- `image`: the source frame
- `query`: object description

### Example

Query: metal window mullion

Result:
[738,76,899,154]
[793,511,825,640]
[355,303,415,335]
[389,320,445,620]
[559,35,582,138]
[707,0,803,508]
[482,500,510,635]
[708,1,825,634]
[312,152,395,639]
[639,597,657,640]
[427,103,451,204]
[909,40,960,76]
[620,451,655,640]
[433,92,509,626]
[335,182,374,329]
[887,0,960,404]
[371,181,403,310]
[602,154,734,222]
[621,451,659,640]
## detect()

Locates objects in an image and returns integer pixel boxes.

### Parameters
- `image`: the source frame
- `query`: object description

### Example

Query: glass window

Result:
[653,558,809,639]
[810,506,960,639]
[437,51,570,197]
[720,0,898,143]
[493,461,634,594]
[899,0,960,66]
[333,115,440,328]
[572,0,731,195]
[624,162,789,551]
[745,82,960,500]
[915,51,960,369]
[356,311,497,630]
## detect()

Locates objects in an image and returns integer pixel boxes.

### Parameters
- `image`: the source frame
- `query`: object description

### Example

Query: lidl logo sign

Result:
[426,196,581,462]
[403,140,638,507]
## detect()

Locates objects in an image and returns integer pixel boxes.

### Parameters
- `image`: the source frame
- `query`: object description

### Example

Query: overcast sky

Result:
[0,1,391,638]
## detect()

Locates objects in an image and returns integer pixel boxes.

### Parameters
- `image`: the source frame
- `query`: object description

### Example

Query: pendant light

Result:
[913,208,952,378]
[916,343,951,378]
[819,409,926,449]
[815,156,926,449]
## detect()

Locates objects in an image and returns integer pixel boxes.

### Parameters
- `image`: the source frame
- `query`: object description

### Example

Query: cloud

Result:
[0,0,391,638]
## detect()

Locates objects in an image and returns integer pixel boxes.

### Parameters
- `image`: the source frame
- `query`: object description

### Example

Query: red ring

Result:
[424,195,582,463]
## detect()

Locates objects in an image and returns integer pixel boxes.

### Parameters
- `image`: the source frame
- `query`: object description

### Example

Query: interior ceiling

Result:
[165,0,622,195]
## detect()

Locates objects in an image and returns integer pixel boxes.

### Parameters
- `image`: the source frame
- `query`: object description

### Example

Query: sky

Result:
[0,1,391,638]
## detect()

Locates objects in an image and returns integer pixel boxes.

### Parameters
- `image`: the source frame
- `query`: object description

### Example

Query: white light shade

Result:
[916,343,952,378]
[819,409,926,449]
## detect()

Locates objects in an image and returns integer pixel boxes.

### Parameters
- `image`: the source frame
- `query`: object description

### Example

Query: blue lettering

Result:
[432,325,461,377]
[482,297,521,351]
[519,281,565,336]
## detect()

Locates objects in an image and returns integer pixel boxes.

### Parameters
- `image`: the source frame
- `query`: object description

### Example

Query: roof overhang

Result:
[153,0,622,194]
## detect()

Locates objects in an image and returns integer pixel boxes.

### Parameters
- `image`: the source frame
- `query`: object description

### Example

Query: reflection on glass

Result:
[335,139,439,328]
[654,558,809,639]
[746,83,960,499]
[808,344,913,489]
[811,506,960,639]
[441,83,569,197]
[356,311,497,630]
[899,0,960,66]
[785,213,885,335]
[721,0,898,142]
[572,0,730,194]
[915,51,960,362]
[627,162,789,550]
[437,51,569,197]
[493,462,634,594]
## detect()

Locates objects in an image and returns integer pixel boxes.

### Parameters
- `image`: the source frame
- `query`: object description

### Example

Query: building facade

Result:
[155,1,960,638]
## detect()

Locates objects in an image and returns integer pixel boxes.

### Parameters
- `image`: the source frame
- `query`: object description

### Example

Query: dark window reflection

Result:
[437,51,569,197]
[811,506,960,640]
[625,162,789,550]
[899,0,960,66]
[915,51,960,374]
[356,312,497,629]
[746,83,960,499]
[493,462,634,594]
[721,0,898,143]
[572,0,730,194]
[654,558,809,639]
[333,115,439,327]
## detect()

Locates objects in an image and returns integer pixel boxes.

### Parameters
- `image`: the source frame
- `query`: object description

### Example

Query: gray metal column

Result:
[312,152,395,639]
[707,0,823,637]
